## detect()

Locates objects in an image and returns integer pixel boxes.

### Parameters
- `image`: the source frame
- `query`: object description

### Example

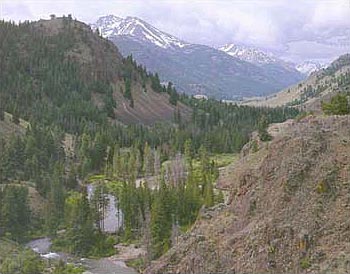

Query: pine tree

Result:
[65,190,95,255]
[1,185,31,241]
[143,142,154,177]
[258,115,271,141]
[322,93,350,115]
[91,183,109,232]
[150,180,173,258]
[203,181,214,207]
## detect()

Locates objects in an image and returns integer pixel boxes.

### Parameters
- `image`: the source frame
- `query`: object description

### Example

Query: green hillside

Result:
[0,17,298,272]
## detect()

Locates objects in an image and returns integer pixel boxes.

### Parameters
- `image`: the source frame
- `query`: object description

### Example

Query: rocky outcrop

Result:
[145,115,350,274]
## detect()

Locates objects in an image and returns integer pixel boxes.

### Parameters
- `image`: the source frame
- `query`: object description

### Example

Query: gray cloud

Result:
[1,0,349,54]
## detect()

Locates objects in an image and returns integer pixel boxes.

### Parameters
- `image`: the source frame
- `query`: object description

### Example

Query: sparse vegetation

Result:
[300,257,311,269]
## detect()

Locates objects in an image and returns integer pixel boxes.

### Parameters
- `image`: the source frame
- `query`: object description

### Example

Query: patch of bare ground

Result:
[0,112,27,140]
[113,81,192,125]
[111,244,146,262]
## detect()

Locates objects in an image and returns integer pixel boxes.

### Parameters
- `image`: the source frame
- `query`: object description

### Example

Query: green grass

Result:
[191,153,237,181]
[0,238,19,258]
[0,238,45,274]
[209,153,237,168]
[87,174,107,182]
[126,257,146,273]
[300,257,311,269]
[192,153,237,169]
[106,180,124,194]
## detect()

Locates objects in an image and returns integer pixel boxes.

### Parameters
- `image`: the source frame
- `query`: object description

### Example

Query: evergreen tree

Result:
[91,183,109,232]
[322,93,350,115]
[150,180,173,259]
[65,190,95,255]
[258,115,272,141]
[1,185,31,241]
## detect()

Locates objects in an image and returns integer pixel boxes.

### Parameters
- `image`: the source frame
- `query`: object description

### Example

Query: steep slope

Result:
[92,15,304,99]
[243,54,350,111]
[146,114,350,274]
[0,18,191,128]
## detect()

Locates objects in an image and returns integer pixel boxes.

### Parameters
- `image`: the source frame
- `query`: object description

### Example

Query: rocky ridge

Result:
[145,115,350,274]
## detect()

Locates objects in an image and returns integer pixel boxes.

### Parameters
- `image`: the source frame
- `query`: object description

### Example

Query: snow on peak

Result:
[92,15,189,49]
[295,61,327,76]
[91,15,123,37]
[219,43,277,65]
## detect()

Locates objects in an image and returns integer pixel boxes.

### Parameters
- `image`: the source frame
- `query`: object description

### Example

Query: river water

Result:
[26,185,136,274]
[26,237,137,274]
[87,184,123,233]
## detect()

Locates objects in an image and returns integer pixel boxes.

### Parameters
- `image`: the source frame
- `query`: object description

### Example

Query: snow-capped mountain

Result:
[92,15,188,49]
[218,43,278,65]
[92,15,305,99]
[219,43,332,76]
[295,61,327,76]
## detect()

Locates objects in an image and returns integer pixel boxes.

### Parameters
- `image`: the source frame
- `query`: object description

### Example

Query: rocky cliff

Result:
[146,115,350,274]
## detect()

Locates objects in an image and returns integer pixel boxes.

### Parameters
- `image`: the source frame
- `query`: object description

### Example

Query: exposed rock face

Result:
[145,115,350,274]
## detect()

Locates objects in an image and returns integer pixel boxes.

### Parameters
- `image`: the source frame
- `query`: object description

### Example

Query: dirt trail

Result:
[82,258,137,274]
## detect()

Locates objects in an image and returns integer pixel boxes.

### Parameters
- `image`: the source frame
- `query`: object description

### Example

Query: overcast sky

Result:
[1,0,349,58]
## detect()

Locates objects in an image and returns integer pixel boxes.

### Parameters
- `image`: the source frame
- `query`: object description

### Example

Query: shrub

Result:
[300,257,311,269]
[322,93,350,115]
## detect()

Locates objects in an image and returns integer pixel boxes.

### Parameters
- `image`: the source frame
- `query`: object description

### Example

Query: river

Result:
[26,185,137,274]
[87,183,123,233]
[26,237,137,274]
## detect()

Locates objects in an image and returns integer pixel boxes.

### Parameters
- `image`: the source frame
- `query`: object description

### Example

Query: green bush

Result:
[322,94,350,115]
[0,250,44,274]
[300,257,311,269]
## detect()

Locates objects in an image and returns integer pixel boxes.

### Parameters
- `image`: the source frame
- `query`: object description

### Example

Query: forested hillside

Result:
[0,17,298,272]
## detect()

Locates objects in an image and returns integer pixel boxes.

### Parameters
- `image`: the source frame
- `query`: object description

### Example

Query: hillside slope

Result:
[0,112,27,141]
[243,54,350,111]
[146,115,350,274]
[0,18,191,128]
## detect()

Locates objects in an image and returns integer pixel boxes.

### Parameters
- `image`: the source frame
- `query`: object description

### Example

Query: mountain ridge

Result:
[242,54,350,111]
[92,15,305,99]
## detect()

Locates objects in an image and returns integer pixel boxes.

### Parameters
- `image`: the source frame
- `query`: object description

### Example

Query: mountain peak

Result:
[92,15,188,49]
[295,60,328,75]
[219,43,277,65]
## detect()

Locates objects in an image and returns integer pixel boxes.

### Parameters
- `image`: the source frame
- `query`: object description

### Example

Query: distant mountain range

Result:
[218,43,279,65]
[92,15,305,99]
[295,60,327,76]
[218,44,331,76]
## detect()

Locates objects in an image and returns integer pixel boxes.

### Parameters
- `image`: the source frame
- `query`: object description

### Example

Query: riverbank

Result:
[26,237,138,274]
